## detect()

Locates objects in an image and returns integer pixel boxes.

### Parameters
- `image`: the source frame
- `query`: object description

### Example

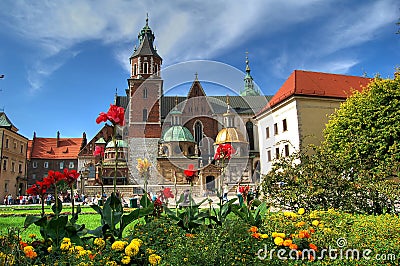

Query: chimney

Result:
[57,131,60,147]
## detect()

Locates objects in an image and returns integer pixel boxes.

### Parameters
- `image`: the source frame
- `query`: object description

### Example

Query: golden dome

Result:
[215,127,248,145]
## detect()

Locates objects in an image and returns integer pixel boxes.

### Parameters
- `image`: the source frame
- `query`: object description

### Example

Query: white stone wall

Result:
[256,99,300,175]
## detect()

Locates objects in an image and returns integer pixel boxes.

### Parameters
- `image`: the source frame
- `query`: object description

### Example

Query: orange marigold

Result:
[309,243,318,251]
[289,243,298,250]
[283,239,292,247]
[251,233,261,239]
[185,233,194,238]
[249,226,258,233]
[298,230,310,239]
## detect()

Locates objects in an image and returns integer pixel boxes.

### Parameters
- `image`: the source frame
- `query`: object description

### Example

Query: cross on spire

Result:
[195,72,198,80]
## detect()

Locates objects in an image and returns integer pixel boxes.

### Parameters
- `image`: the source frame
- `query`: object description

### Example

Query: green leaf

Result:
[47,215,68,243]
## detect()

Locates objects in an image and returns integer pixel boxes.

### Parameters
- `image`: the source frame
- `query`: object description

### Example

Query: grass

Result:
[0,204,138,240]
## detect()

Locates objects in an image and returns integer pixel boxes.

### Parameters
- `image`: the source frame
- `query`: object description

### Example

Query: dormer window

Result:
[143,88,148,99]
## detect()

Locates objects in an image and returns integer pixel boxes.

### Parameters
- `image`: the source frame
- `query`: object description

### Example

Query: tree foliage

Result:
[323,72,400,173]
[261,71,400,214]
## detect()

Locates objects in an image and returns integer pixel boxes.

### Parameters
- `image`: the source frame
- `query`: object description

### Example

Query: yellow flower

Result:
[121,255,131,265]
[274,237,284,246]
[260,234,269,239]
[183,258,188,262]
[106,261,118,266]
[60,241,72,251]
[62,238,71,243]
[130,238,143,247]
[272,232,285,238]
[312,220,320,226]
[137,158,151,173]
[94,238,106,248]
[298,208,305,215]
[146,248,155,254]
[149,254,161,265]
[111,241,127,251]
[28,234,37,239]
[125,243,139,257]
[47,246,53,253]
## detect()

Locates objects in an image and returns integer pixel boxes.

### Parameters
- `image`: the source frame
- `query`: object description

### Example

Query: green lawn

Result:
[0,205,137,240]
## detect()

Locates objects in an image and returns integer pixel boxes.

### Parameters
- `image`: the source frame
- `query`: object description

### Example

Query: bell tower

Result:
[127,15,163,138]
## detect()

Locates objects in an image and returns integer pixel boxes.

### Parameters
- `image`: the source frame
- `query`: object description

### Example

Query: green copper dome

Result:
[106,139,128,148]
[161,126,195,143]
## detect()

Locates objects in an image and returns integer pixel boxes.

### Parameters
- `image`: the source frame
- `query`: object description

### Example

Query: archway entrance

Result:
[206,176,215,193]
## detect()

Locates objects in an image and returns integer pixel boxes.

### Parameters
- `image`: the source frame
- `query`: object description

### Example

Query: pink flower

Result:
[96,104,125,126]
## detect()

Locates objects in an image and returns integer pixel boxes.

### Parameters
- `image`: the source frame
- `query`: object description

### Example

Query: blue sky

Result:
[0,0,399,139]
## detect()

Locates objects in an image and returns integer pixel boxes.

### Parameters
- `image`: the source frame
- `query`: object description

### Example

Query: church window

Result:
[143,62,148,74]
[134,64,137,76]
[142,109,148,122]
[143,88,148,99]
[194,121,203,146]
[246,121,254,150]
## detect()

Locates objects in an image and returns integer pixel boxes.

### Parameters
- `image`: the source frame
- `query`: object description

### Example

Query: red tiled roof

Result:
[29,137,83,159]
[258,70,372,114]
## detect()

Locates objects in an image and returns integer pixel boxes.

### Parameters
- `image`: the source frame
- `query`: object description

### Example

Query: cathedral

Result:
[80,17,269,195]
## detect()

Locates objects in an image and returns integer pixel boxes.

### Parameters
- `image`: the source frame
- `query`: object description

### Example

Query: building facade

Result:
[255,70,371,175]
[0,112,28,201]
[27,131,86,186]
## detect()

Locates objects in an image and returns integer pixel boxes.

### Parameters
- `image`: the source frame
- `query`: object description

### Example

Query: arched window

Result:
[194,121,203,146]
[246,121,254,150]
[143,88,148,99]
[142,109,148,122]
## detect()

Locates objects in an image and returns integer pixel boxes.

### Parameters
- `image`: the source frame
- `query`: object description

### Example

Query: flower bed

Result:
[1,207,399,265]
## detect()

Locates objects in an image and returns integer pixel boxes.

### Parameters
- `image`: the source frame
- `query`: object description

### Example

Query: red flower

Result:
[184,164,197,177]
[63,168,80,188]
[183,164,197,183]
[96,104,125,126]
[162,187,174,199]
[93,146,104,157]
[309,243,318,251]
[44,170,65,185]
[214,143,235,161]
[26,181,48,197]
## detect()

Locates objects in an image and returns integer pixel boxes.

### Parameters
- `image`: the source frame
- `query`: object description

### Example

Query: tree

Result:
[323,71,400,174]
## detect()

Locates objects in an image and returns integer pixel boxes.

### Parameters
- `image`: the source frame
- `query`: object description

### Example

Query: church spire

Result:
[240,51,260,96]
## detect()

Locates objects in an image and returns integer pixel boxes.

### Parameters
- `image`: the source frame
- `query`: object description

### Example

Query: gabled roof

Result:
[29,136,83,159]
[187,79,207,99]
[258,70,372,115]
[0,112,18,132]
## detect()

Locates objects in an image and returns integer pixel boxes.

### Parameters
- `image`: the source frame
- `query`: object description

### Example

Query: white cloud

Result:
[0,0,396,93]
